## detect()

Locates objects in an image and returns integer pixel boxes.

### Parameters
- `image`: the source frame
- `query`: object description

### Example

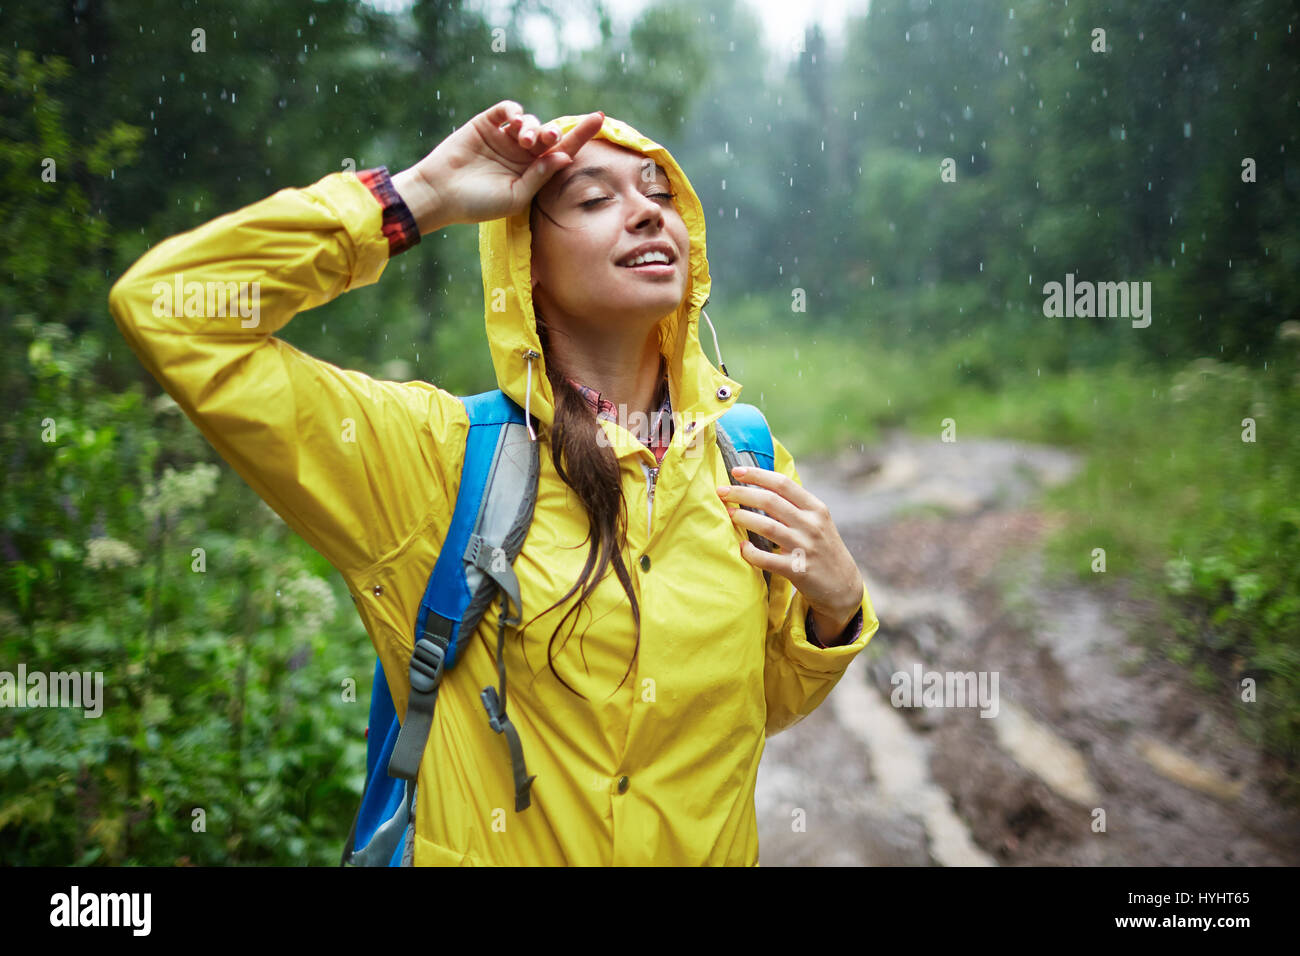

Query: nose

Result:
[628,191,666,230]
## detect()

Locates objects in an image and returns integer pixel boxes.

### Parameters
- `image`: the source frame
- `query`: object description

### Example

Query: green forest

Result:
[2,0,1298,865]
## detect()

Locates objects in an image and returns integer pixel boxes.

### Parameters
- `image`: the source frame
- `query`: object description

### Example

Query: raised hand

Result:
[391,100,605,233]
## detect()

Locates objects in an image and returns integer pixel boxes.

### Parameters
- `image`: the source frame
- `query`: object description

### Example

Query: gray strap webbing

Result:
[466,532,523,621]
[468,533,537,811]
[388,631,448,781]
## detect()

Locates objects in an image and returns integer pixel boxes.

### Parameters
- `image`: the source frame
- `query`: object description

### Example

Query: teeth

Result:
[622,251,671,267]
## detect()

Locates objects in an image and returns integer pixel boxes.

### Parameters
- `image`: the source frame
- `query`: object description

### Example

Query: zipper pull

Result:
[645,463,659,536]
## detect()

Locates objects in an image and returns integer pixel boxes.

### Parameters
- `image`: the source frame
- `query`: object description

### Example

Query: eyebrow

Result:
[557,160,670,198]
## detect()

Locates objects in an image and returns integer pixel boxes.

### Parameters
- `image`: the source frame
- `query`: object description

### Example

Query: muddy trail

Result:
[755,430,1300,866]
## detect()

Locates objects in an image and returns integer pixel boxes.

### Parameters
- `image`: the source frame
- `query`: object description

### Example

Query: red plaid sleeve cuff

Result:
[356,166,421,257]
[806,604,866,649]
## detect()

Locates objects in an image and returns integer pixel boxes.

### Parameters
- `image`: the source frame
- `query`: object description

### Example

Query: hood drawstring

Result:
[524,348,540,441]
[522,310,721,441]
[700,308,728,378]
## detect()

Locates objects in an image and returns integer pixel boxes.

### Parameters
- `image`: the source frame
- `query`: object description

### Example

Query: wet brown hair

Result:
[515,193,645,701]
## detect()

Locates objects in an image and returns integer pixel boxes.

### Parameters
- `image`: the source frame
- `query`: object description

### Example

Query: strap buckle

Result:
[480,685,505,733]
[410,638,445,694]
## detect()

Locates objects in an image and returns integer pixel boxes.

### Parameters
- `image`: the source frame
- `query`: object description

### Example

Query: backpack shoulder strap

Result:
[390,389,539,789]
[716,402,776,471]
[343,389,540,866]
[716,403,777,590]
[413,389,536,672]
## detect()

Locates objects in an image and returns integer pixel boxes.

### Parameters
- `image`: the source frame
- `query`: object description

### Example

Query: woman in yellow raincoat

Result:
[109,100,880,866]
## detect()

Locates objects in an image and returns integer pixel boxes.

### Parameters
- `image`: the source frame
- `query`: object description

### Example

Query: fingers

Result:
[516,149,574,203]
[720,466,823,522]
[717,482,804,533]
[737,537,793,575]
[727,504,799,554]
[486,101,544,154]
[486,102,604,162]
[495,111,538,146]
[487,99,524,134]
[554,110,605,160]
[510,113,542,147]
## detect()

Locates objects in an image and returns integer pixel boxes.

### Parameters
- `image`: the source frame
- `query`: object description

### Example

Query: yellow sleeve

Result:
[108,171,467,578]
[762,436,881,737]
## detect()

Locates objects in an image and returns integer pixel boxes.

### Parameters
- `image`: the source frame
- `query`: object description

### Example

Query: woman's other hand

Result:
[718,465,866,640]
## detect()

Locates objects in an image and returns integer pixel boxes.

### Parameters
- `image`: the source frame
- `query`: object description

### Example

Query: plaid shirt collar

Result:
[566,360,674,465]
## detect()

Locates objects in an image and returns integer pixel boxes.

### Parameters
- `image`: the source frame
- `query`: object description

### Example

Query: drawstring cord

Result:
[524,349,539,441]
[700,307,728,377]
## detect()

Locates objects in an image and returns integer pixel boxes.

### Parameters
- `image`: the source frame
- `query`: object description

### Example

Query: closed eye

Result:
[580,192,676,208]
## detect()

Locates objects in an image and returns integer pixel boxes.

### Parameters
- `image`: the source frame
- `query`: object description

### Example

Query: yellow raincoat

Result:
[109,114,880,866]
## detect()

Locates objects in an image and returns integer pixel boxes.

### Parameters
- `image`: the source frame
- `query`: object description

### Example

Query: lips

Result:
[618,259,676,277]
[616,242,677,268]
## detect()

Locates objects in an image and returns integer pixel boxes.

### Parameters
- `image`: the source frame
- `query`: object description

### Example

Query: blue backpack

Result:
[341,387,777,866]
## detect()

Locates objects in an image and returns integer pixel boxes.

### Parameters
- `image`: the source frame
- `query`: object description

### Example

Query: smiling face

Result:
[529,138,691,341]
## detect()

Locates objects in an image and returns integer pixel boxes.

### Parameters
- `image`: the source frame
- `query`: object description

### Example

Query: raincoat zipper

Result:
[641,461,659,536]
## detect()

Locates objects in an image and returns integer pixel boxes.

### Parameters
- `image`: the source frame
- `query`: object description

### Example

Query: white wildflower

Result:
[276,572,338,635]
[152,392,182,415]
[140,463,221,522]
[84,537,142,570]
[378,358,414,382]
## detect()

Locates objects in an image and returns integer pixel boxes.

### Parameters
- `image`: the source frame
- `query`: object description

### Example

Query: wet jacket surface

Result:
[109,114,880,865]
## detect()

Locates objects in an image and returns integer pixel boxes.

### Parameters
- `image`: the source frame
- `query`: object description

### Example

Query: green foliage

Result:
[3,312,378,866]
[0,43,374,867]
[0,51,143,328]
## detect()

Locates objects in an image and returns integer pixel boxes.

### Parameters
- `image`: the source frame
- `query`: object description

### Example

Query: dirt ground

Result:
[755,431,1300,866]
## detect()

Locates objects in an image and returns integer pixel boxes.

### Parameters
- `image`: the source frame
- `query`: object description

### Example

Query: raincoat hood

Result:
[477,114,743,439]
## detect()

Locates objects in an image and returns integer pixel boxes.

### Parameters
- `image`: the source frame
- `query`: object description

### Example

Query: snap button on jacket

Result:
[109,115,880,866]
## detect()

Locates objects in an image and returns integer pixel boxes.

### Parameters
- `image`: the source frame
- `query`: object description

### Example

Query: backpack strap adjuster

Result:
[409,638,445,694]
[387,635,450,781]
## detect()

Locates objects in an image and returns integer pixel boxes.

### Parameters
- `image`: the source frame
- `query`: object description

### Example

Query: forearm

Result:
[109,172,388,363]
